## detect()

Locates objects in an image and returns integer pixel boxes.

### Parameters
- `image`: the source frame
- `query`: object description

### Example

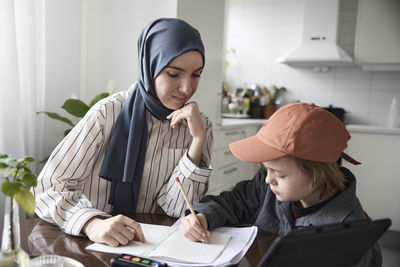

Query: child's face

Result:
[262,156,321,208]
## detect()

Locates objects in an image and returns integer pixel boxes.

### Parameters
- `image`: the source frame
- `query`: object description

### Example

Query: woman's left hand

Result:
[166,101,205,140]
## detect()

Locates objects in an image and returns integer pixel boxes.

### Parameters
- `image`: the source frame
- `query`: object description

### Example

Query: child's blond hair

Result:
[291,156,345,200]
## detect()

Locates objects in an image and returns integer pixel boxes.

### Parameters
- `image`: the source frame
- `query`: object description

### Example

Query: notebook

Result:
[257,218,391,267]
[86,223,232,264]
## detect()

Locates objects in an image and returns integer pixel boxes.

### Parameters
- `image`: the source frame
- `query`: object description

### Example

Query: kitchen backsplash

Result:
[224,0,400,126]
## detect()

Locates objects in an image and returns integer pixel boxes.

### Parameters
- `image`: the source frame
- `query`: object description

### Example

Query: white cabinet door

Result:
[343,132,400,231]
[354,0,400,71]
[208,124,262,195]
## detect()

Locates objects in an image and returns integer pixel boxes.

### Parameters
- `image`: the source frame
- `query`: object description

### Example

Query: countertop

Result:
[220,118,266,128]
[220,118,400,136]
[346,124,400,135]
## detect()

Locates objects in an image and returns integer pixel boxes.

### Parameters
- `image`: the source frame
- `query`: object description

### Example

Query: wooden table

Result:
[3,214,278,267]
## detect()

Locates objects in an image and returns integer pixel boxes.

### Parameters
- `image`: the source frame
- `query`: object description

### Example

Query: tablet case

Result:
[257,218,391,267]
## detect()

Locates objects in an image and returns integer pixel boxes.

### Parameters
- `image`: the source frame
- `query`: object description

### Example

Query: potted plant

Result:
[0,154,37,266]
[37,91,111,163]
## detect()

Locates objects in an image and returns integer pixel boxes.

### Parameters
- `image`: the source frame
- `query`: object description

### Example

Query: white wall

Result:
[177,0,226,124]
[224,0,400,126]
[43,0,177,159]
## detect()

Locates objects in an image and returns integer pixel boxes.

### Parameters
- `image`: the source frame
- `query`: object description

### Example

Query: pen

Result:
[175,177,208,243]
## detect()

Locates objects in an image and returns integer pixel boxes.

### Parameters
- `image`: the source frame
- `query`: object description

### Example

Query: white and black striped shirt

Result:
[32,89,213,236]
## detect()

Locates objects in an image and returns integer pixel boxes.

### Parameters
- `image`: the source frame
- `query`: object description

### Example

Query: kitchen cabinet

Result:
[354,0,400,71]
[343,126,400,231]
[208,123,262,195]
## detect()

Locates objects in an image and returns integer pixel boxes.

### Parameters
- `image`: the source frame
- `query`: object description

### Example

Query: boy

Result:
[180,102,381,267]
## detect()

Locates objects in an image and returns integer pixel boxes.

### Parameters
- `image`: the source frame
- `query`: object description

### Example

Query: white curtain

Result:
[0,0,45,216]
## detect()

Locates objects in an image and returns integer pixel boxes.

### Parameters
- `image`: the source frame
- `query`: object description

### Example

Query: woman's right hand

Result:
[180,213,210,243]
[82,214,145,247]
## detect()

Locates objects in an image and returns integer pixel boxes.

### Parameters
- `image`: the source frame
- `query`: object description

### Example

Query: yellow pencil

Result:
[175,177,208,243]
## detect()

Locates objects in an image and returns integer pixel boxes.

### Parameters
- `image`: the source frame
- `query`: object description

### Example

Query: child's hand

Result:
[82,215,145,247]
[180,213,210,243]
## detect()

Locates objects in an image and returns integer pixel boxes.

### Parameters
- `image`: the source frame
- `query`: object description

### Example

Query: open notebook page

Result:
[86,223,231,264]
[147,229,231,263]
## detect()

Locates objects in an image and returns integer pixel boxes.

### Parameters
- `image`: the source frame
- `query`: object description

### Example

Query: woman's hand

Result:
[82,215,145,247]
[180,213,210,243]
[167,102,205,138]
[167,102,206,165]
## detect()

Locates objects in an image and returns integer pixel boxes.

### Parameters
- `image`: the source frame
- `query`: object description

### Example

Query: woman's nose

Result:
[179,77,193,95]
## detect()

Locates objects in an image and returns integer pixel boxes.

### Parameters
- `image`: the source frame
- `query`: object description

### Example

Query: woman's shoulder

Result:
[85,90,130,125]
[95,90,129,107]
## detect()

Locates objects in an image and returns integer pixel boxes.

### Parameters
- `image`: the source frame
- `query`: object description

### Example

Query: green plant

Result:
[37,91,111,163]
[37,92,110,137]
[0,154,37,216]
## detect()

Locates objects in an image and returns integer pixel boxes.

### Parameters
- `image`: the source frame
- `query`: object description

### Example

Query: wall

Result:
[224,0,400,126]
[43,0,177,158]
[177,0,225,124]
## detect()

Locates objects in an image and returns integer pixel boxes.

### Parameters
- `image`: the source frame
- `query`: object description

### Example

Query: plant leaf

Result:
[14,188,35,216]
[62,99,90,118]
[22,173,37,187]
[24,156,35,162]
[37,111,75,127]
[90,92,109,107]
[1,181,22,197]
[0,166,16,178]
[39,156,49,164]
[0,157,18,167]
[64,128,72,137]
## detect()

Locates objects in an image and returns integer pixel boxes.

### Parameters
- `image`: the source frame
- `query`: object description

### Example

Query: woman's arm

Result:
[158,112,213,217]
[32,105,110,235]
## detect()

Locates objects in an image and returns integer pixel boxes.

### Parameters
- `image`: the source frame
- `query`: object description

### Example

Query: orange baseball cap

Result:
[229,102,360,164]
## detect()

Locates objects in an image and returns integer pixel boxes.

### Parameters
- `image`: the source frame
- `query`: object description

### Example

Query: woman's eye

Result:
[167,72,179,78]
[192,73,201,78]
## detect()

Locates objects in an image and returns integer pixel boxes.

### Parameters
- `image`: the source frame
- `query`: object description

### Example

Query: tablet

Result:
[257,218,391,267]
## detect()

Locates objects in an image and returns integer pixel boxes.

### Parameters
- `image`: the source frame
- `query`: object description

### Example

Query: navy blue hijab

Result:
[99,18,205,214]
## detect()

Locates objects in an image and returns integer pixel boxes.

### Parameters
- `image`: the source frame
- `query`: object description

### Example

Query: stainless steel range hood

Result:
[278,0,353,67]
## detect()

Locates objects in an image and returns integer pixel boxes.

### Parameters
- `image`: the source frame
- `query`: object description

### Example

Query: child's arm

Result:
[192,167,267,229]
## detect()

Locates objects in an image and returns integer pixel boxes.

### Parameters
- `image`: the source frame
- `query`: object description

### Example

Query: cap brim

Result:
[229,135,287,163]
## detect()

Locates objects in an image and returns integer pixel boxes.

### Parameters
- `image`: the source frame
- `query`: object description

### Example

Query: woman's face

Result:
[154,51,203,110]
[262,156,321,208]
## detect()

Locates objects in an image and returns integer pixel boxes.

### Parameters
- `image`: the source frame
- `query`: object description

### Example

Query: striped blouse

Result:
[32,89,213,236]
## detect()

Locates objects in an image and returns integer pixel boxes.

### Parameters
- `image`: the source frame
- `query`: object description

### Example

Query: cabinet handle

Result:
[223,150,232,155]
[223,167,237,174]
[224,131,239,136]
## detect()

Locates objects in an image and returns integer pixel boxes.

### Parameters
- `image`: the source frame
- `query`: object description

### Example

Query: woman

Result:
[33,18,213,247]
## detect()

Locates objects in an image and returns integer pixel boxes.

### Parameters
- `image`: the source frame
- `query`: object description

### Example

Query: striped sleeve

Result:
[31,102,111,236]
[159,118,213,217]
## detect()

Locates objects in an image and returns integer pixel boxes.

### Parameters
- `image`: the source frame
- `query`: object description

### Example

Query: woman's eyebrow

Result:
[166,66,203,72]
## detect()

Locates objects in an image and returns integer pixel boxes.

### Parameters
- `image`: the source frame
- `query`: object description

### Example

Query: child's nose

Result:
[265,173,276,185]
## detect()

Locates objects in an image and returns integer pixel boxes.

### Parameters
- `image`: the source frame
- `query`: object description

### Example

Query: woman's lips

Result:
[173,96,186,103]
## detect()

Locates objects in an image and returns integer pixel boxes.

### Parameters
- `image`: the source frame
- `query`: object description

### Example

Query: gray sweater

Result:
[193,167,382,267]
